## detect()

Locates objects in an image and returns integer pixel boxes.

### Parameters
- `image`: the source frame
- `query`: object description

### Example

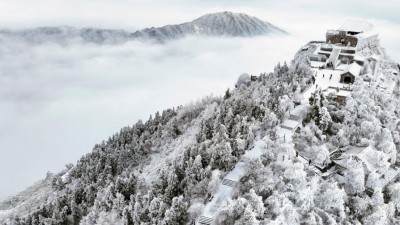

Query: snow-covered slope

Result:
[0,26,131,44]
[132,11,286,42]
[0,179,54,223]
[0,12,285,44]
[0,43,314,224]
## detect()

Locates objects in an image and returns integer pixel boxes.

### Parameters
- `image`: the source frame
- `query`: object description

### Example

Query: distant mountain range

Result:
[0,12,286,44]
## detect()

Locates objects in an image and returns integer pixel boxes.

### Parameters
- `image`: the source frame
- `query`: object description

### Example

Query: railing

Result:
[340,49,356,54]
[321,47,333,52]
[288,114,301,122]
[301,84,313,95]
[281,124,294,131]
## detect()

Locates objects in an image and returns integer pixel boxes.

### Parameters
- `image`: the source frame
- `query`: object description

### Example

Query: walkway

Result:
[325,48,340,69]
[197,139,266,225]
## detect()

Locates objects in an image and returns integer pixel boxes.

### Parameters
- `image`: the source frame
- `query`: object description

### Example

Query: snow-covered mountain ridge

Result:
[132,11,286,42]
[0,12,285,44]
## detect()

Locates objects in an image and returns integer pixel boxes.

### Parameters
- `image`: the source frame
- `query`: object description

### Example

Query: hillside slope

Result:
[132,11,286,42]
[0,45,313,224]
[1,41,400,224]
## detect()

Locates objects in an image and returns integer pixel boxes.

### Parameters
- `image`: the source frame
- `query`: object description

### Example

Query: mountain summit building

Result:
[306,20,380,103]
[326,20,379,51]
[310,20,379,71]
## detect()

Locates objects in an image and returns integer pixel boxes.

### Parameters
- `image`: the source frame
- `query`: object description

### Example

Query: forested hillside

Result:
[2,42,400,225]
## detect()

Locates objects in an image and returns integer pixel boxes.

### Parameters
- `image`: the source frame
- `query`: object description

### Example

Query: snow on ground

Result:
[224,162,246,182]
[0,209,12,216]
[198,139,267,223]
[141,124,199,184]
[276,127,294,144]
[369,50,398,95]
[142,103,217,185]
[0,180,54,223]
[202,185,233,218]
[242,139,267,159]
[296,154,323,176]
[61,170,71,183]
[290,104,307,117]
[303,68,351,103]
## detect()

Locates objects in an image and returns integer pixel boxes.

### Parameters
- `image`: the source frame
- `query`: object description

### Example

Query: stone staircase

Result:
[288,114,301,121]
[198,216,213,225]
[325,48,340,69]
[221,179,237,187]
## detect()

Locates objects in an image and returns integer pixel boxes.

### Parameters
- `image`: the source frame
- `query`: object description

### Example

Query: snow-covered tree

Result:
[344,160,365,195]
[162,196,188,225]
[363,206,388,225]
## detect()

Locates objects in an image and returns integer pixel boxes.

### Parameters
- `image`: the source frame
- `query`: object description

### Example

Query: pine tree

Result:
[162,196,188,225]
[224,88,231,99]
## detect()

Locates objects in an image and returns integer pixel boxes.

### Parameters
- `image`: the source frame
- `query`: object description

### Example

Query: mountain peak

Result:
[0,12,286,44]
[183,11,285,37]
[192,11,251,23]
[196,11,250,18]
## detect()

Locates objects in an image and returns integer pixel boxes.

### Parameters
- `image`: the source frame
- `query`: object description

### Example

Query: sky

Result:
[0,0,399,200]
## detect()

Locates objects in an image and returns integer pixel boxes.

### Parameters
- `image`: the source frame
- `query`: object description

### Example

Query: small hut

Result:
[340,62,361,84]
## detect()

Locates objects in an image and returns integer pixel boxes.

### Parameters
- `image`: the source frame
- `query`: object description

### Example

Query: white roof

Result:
[354,30,379,40]
[354,54,365,62]
[337,89,352,97]
[334,145,400,188]
[326,29,340,35]
[281,119,301,130]
[346,145,369,155]
[334,145,389,173]
[339,20,373,33]
[342,62,361,76]
[356,146,384,172]
[335,64,350,71]
[381,167,400,187]
[324,87,352,97]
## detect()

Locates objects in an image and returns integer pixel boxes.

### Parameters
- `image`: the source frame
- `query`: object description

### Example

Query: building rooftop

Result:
[281,119,301,131]
[334,145,390,174]
[342,62,362,76]
[339,20,374,33]
[333,145,400,189]
[337,89,352,97]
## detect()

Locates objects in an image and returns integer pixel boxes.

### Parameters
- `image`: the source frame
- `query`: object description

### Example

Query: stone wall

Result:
[326,30,358,47]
